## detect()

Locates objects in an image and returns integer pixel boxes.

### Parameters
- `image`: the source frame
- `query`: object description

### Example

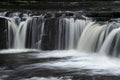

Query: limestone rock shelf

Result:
[0,1,120,11]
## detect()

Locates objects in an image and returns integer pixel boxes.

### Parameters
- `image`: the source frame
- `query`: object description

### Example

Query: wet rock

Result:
[26,17,44,49]
[54,12,63,17]
[44,13,53,18]
[0,18,8,49]
[41,18,60,50]
[65,12,74,16]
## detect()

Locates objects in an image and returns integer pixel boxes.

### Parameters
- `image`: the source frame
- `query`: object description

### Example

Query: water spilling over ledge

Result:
[0,11,120,56]
[0,1,120,79]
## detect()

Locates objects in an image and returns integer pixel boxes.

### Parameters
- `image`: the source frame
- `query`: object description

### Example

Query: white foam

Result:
[36,50,86,58]
[0,49,40,54]
[2,50,120,75]
[21,76,72,80]
[33,50,120,75]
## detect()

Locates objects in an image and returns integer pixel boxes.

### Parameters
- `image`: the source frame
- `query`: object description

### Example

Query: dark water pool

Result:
[0,49,120,80]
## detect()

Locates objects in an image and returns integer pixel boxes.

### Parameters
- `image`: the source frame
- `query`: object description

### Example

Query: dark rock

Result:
[41,18,60,50]
[92,17,111,21]
[65,12,74,16]
[44,13,53,18]
[55,12,63,17]
[26,17,44,49]
[4,11,12,17]
[0,18,8,49]
[74,12,87,19]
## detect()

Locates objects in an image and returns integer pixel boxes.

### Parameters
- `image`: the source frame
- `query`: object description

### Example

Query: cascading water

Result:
[7,19,17,48]
[1,12,120,56]
[14,17,32,49]
[1,13,87,50]
[58,18,86,50]
[1,11,120,80]
[100,28,120,56]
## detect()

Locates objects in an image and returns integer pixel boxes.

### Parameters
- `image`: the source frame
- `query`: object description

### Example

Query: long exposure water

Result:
[0,49,120,80]
[0,11,120,80]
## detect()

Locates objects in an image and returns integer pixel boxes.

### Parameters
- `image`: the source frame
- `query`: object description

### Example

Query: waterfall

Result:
[1,11,120,57]
[58,18,86,50]
[8,19,17,48]
[25,16,45,49]
[77,22,107,52]
[3,15,45,49]
[14,17,32,49]
[100,28,120,56]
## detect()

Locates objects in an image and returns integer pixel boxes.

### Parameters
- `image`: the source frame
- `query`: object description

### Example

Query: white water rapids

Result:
[33,50,120,75]
[1,49,120,76]
[1,12,120,80]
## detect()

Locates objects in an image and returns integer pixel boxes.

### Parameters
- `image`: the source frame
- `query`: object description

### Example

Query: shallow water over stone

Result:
[0,49,120,80]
